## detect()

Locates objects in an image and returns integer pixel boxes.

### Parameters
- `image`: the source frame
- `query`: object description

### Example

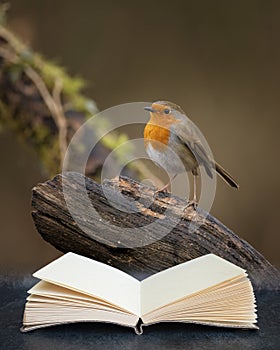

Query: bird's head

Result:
[144,101,185,120]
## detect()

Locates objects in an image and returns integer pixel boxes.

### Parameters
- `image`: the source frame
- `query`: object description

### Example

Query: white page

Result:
[140,254,246,315]
[33,253,141,315]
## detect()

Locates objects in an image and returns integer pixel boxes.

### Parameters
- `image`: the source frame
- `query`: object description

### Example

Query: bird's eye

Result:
[164,108,170,114]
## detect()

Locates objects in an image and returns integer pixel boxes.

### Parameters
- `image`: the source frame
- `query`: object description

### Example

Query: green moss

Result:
[1,26,93,115]
[0,84,61,174]
[38,58,85,94]
[0,23,140,178]
[6,62,24,82]
[0,4,9,26]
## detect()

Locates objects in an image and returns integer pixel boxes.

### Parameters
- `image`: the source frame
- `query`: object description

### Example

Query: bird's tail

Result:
[215,162,239,189]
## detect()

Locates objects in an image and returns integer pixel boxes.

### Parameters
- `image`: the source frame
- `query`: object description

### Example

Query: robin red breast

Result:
[144,101,239,205]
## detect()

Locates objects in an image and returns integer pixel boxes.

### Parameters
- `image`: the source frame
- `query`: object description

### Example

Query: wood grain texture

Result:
[32,172,280,290]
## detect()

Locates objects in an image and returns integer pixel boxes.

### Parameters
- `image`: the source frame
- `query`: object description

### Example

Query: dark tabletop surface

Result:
[0,275,279,350]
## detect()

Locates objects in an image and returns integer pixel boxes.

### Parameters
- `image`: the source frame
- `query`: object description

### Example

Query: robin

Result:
[144,101,239,205]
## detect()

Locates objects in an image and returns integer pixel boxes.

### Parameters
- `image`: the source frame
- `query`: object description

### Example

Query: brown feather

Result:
[215,162,239,189]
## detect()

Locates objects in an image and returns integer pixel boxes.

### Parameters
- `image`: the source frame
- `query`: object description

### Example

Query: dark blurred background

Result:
[1,0,279,271]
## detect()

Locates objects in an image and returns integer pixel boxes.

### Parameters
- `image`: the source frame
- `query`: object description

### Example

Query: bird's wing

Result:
[173,122,214,178]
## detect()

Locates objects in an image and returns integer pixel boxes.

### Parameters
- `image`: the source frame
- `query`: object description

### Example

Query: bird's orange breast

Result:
[144,112,181,151]
[144,123,170,151]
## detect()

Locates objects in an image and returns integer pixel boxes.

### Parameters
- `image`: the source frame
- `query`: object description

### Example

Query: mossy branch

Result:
[0,13,139,178]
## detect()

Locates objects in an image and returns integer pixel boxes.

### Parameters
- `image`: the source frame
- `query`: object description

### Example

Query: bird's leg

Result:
[193,172,197,202]
[156,174,177,193]
[186,169,198,209]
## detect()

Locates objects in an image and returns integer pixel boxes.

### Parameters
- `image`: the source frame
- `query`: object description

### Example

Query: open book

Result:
[21,253,258,334]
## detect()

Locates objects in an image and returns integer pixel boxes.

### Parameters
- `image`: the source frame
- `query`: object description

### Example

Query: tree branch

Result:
[0,23,136,178]
[32,172,280,291]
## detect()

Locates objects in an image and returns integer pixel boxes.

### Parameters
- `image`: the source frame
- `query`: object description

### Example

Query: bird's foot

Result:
[184,200,198,211]
[155,187,170,194]
[153,175,177,197]
[153,187,170,199]
[153,183,171,197]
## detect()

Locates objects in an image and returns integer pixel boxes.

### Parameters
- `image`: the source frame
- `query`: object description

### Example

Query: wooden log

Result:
[32,172,280,290]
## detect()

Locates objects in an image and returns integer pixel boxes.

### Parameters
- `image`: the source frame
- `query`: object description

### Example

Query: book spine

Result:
[134,319,144,335]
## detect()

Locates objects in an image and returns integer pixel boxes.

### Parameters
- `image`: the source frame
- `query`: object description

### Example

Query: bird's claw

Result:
[184,200,198,211]
[155,187,170,194]
[153,188,170,198]
[153,184,170,197]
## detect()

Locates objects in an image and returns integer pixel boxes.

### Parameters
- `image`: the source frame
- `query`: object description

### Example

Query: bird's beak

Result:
[144,106,156,113]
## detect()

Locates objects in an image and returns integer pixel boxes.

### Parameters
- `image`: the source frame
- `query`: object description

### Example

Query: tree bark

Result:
[32,172,280,291]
